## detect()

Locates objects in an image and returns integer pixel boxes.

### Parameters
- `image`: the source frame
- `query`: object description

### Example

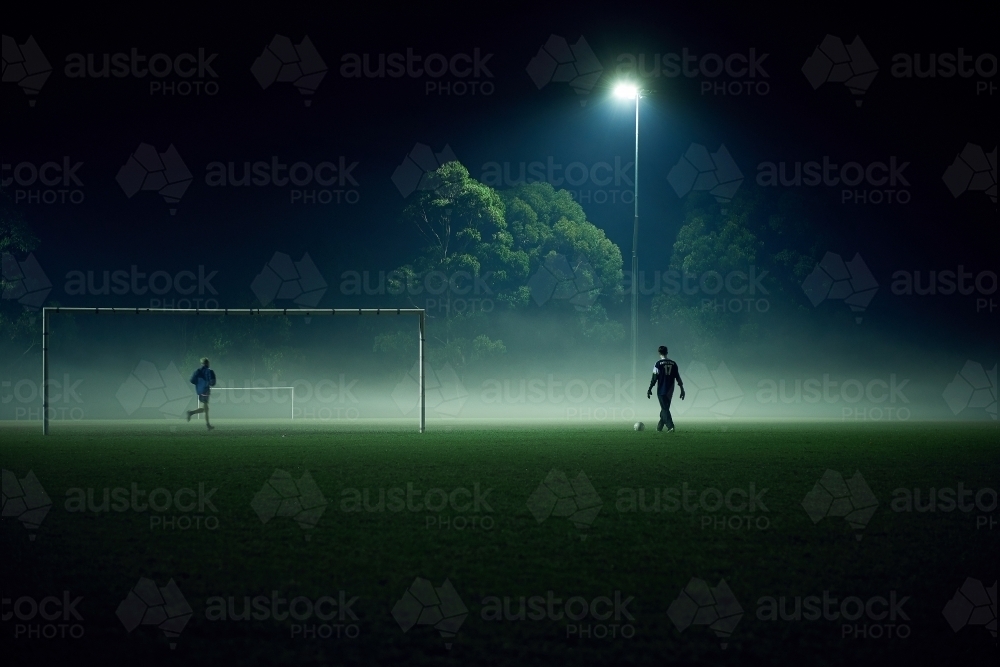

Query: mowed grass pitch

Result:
[2,420,997,666]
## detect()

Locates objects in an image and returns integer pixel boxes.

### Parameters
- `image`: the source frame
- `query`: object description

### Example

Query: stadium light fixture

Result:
[614,82,639,99]
[615,81,643,404]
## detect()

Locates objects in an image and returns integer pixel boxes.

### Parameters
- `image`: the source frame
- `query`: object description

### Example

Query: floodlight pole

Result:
[39,307,427,434]
[418,310,426,433]
[42,308,50,435]
[630,92,640,406]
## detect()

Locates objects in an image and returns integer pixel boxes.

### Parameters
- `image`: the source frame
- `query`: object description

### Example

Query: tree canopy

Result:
[376,163,625,369]
[0,192,41,350]
[651,187,826,358]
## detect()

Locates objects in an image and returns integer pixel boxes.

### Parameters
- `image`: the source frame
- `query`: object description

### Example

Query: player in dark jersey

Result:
[647,345,685,432]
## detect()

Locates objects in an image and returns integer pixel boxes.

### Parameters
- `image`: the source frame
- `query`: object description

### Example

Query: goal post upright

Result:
[40,306,426,435]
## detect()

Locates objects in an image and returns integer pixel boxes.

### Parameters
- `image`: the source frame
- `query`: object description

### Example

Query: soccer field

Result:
[2,420,997,666]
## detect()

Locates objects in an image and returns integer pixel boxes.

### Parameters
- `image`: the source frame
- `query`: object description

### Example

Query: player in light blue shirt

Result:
[186,358,216,430]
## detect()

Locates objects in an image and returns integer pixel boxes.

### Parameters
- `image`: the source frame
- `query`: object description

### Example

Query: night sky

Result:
[3,2,997,397]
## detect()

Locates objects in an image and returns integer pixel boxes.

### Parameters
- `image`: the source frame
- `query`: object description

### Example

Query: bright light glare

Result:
[614,82,638,99]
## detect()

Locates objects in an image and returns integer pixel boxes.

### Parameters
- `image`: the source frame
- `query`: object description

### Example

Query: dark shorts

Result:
[199,394,210,404]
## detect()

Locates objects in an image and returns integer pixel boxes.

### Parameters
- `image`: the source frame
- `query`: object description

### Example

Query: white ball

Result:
[634,422,645,431]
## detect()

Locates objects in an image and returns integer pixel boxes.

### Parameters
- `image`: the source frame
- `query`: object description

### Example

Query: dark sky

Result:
[4,3,996,341]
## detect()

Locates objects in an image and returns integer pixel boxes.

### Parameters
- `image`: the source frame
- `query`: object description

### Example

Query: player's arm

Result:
[190,370,198,385]
[672,364,685,400]
[209,369,216,387]
[647,364,659,399]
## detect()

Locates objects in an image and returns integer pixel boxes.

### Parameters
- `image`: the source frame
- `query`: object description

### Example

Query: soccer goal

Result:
[40,307,427,434]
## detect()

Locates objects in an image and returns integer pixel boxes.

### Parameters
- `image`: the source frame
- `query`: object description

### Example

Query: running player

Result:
[186,357,216,430]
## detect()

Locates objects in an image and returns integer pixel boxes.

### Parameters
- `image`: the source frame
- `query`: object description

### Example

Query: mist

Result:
[3,295,994,429]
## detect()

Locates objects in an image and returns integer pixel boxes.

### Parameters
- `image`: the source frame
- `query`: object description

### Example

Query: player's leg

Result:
[657,394,668,431]
[187,403,205,421]
[661,387,675,431]
[203,395,213,430]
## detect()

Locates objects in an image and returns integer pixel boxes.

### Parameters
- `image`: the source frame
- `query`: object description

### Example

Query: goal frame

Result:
[41,307,426,434]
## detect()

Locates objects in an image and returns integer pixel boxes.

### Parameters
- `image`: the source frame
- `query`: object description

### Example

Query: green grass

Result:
[3,420,997,666]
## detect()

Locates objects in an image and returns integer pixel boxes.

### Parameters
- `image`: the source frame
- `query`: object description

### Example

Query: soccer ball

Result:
[634,422,645,431]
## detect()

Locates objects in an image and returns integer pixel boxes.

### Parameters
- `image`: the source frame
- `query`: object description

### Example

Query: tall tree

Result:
[502,182,625,343]
[0,193,42,353]
[376,162,523,368]
[377,166,627,369]
[651,187,825,358]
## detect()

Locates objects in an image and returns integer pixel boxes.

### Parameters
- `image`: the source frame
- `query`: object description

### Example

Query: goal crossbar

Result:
[40,307,426,434]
